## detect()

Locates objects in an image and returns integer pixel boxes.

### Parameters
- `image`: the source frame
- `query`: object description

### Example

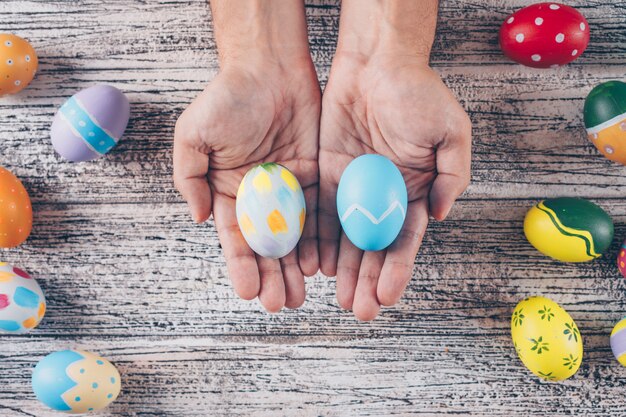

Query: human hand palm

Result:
[319,55,471,321]
[174,64,320,312]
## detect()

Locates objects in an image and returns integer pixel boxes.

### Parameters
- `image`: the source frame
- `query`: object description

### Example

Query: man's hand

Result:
[319,0,471,321]
[174,0,320,312]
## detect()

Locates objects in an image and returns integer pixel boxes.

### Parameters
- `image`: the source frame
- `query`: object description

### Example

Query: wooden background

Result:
[2,0,626,415]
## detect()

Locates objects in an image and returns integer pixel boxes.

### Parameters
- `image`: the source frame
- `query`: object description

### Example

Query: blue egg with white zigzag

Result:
[337,154,407,251]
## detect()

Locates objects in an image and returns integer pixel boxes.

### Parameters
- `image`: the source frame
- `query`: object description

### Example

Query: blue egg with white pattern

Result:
[51,85,130,162]
[0,262,45,333]
[32,350,122,414]
[337,154,408,251]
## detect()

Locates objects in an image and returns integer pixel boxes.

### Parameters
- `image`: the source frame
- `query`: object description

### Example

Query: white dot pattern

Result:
[531,54,541,62]
[555,33,565,43]
[580,22,586,31]
[507,17,514,24]
[516,33,524,43]
[572,49,578,56]
[535,17,543,26]
[549,4,560,10]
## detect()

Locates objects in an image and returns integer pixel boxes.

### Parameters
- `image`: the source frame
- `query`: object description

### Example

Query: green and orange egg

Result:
[584,81,626,165]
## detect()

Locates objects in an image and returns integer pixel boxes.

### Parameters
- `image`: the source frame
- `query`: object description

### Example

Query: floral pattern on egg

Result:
[236,163,306,259]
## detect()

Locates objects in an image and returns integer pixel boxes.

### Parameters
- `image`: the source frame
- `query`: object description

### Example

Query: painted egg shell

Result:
[51,85,130,162]
[0,34,38,95]
[511,296,583,381]
[0,166,33,248]
[524,197,613,262]
[337,154,407,251]
[32,350,121,414]
[0,263,45,333]
[618,238,626,278]
[610,318,626,367]
[499,3,589,68]
[236,163,306,259]
[584,81,626,165]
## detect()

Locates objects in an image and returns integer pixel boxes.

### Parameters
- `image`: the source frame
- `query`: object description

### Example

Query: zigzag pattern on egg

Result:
[340,200,406,225]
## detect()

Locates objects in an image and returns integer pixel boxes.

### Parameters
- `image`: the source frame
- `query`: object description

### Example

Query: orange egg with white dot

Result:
[0,166,32,248]
[0,33,38,96]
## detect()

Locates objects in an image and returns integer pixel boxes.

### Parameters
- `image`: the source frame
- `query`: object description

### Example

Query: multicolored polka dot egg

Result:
[611,318,626,367]
[0,33,38,95]
[32,350,121,414]
[618,239,626,278]
[0,263,45,333]
[236,163,306,259]
[51,85,130,162]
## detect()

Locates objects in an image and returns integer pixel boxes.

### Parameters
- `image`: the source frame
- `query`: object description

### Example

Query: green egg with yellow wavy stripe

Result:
[524,197,614,263]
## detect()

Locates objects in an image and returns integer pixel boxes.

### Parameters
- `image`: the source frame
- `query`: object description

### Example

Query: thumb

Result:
[173,114,213,223]
[429,115,472,221]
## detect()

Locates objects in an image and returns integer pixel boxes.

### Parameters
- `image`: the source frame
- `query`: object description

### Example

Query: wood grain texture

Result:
[2,0,626,416]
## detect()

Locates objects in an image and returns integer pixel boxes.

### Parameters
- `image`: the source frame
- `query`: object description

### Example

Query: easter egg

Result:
[524,197,613,263]
[51,85,130,162]
[0,166,33,248]
[337,154,407,251]
[584,81,626,165]
[0,34,38,95]
[610,318,626,367]
[618,239,626,278]
[236,163,306,259]
[32,350,121,414]
[511,296,583,381]
[499,3,589,68]
[0,263,45,333]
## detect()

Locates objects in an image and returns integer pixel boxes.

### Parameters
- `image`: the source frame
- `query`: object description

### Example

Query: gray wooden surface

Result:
[2,0,626,416]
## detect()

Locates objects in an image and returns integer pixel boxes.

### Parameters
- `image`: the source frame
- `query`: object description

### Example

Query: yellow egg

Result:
[511,296,583,381]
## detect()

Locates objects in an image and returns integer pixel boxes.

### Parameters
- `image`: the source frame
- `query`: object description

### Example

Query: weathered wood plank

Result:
[0,200,624,338]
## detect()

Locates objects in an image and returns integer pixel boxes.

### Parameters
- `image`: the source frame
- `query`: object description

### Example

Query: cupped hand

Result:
[319,53,472,321]
[174,58,320,312]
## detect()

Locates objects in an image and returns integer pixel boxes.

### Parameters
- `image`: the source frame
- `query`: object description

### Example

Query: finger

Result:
[280,250,306,309]
[377,200,429,307]
[257,255,286,313]
[318,164,341,277]
[212,194,260,301]
[429,114,472,221]
[298,183,320,277]
[352,250,385,322]
[173,114,212,223]
[335,232,363,310]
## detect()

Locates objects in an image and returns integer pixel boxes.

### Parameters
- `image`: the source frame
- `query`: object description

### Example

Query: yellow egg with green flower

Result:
[511,296,583,381]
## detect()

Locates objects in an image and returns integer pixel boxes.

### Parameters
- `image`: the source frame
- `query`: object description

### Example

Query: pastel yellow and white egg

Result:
[236,163,306,259]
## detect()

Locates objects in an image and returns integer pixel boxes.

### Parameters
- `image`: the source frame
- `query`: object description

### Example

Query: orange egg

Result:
[0,34,38,96]
[0,166,32,248]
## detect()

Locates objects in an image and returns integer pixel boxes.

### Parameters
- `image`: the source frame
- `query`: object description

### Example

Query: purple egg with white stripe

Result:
[51,85,130,162]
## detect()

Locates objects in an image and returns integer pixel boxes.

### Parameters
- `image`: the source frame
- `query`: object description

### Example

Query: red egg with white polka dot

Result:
[618,239,626,278]
[0,33,38,96]
[499,3,589,68]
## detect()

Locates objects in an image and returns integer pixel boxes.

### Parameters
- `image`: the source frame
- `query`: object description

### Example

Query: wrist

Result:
[210,0,312,69]
[336,0,437,63]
